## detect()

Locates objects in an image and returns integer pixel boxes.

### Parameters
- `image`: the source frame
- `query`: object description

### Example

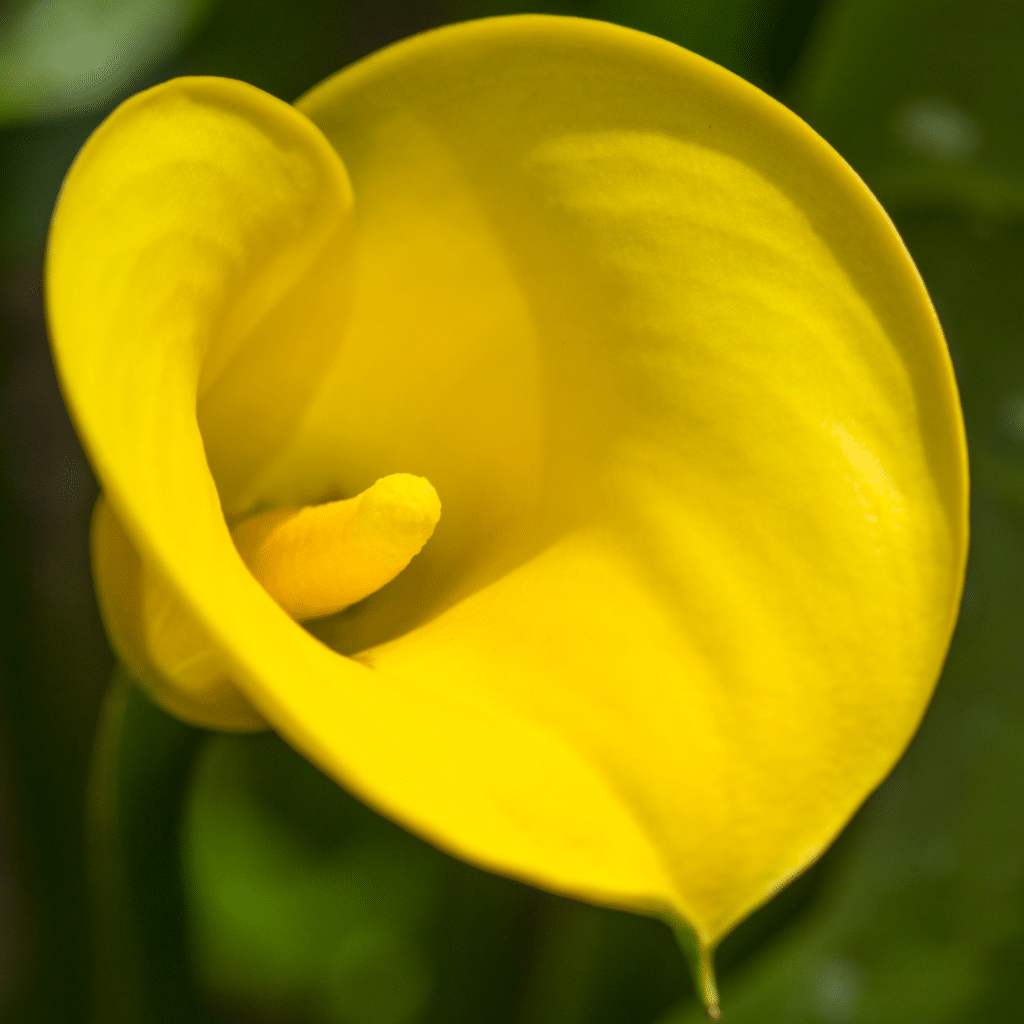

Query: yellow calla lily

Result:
[47,14,967,1016]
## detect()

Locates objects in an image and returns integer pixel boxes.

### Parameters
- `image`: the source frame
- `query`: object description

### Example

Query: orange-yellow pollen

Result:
[231,473,441,621]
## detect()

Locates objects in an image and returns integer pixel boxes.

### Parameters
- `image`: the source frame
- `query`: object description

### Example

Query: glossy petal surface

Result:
[49,16,967,953]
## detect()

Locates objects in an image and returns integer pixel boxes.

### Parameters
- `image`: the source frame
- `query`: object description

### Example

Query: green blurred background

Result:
[1,0,1022,1021]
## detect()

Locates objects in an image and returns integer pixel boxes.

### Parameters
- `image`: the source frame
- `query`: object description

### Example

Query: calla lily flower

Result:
[47,14,967,1016]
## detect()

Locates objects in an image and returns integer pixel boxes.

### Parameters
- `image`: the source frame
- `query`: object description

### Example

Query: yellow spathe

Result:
[47,14,967,1012]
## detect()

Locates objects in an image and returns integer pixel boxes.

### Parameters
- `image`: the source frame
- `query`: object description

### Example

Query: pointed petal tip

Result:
[700,944,721,1021]
[664,914,721,1020]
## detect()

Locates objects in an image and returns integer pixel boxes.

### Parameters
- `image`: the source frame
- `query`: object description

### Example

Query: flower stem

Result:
[87,668,206,1024]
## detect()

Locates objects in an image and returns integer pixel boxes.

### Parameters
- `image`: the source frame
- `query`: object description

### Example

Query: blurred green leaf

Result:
[0,0,214,123]
[184,731,443,1024]
[790,0,1024,216]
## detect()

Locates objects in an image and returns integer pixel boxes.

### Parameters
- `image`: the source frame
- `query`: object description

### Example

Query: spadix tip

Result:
[363,473,440,525]
[355,473,441,555]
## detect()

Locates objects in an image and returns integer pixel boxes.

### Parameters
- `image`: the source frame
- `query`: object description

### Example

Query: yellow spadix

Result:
[48,15,967,1017]
[233,473,441,621]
